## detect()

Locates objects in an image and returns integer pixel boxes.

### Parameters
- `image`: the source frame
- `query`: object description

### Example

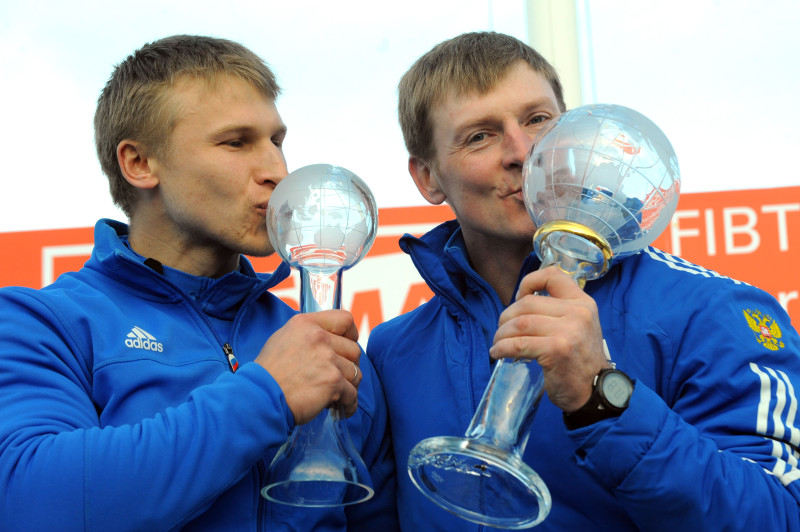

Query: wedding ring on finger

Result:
[350,362,360,383]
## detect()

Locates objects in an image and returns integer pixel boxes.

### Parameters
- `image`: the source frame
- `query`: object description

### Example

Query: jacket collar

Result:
[399,220,541,313]
[89,219,291,305]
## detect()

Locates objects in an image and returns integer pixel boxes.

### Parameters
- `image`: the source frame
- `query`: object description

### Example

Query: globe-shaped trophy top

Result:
[523,104,680,261]
[266,164,378,272]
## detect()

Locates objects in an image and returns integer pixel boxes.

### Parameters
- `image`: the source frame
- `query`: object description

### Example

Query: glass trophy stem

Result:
[262,265,374,507]
[464,231,596,455]
[464,355,548,456]
[299,267,343,313]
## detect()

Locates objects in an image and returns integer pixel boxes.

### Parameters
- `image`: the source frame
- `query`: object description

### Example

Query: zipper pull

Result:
[223,343,239,373]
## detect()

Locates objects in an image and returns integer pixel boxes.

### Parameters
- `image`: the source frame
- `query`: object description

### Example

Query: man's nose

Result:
[502,123,535,169]
[258,142,288,185]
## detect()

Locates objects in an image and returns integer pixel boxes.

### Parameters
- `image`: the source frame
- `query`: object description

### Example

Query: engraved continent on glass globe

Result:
[523,103,681,263]
[267,164,377,272]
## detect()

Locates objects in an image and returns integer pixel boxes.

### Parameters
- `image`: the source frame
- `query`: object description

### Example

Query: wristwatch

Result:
[563,367,634,430]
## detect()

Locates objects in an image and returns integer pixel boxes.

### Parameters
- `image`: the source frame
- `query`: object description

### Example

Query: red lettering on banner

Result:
[351,290,385,335]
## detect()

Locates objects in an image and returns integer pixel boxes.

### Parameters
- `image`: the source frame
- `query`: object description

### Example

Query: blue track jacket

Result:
[367,220,800,531]
[0,219,398,531]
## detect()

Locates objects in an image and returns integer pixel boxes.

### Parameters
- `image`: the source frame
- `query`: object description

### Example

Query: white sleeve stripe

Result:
[642,248,745,284]
[750,362,800,485]
[777,368,800,446]
[780,467,800,486]
[784,442,799,465]
[766,366,788,440]
[751,363,773,435]
[772,440,787,477]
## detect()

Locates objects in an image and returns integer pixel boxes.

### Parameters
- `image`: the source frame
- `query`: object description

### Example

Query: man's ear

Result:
[408,156,446,205]
[117,140,159,190]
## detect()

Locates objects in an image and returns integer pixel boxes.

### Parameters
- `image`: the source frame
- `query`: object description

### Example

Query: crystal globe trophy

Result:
[261,163,378,507]
[407,104,681,528]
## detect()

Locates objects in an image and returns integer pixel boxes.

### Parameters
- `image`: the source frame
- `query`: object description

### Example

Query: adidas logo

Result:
[125,326,164,352]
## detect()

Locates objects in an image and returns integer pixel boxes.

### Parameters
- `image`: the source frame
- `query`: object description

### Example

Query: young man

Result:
[367,31,800,530]
[0,35,397,531]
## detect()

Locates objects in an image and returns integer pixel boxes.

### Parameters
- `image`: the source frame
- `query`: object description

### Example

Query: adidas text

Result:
[125,326,164,352]
[124,337,164,352]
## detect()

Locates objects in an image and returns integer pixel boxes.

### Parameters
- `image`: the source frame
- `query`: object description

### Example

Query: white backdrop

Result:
[580,1,800,197]
[1,0,798,234]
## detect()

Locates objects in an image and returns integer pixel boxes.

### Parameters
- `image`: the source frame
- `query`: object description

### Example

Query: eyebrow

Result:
[210,123,287,140]
[452,97,558,138]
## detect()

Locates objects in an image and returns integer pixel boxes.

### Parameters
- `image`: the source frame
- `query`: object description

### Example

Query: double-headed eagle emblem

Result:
[743,309,785,351]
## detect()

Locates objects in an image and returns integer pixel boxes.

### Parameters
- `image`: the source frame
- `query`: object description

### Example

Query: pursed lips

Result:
[503,189,524,201]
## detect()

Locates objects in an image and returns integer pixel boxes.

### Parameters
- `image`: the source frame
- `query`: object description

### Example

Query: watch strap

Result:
[563,368,631,430]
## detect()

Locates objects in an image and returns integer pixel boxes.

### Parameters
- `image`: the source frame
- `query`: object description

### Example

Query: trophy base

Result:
[407,436,551,529]
[261,479,374,508]
[261,406,375,507]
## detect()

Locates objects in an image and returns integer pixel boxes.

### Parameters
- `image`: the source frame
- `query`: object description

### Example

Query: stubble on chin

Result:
[243,242,276,258]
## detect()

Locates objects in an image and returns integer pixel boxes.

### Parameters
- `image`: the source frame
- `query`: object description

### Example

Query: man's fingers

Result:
[514,265,584,301]
[336,356,363,387]
[328,331,362,365]
[314,309,360,341]
[330,358,361,418]
[255,310,363,424]
[335,388,360,418]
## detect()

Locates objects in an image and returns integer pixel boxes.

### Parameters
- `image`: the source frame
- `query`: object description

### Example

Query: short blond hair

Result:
[398,32,566,164]
[94,35,281,217]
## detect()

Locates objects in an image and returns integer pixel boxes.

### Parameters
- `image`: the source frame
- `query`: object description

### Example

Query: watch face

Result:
[602,371,633,409]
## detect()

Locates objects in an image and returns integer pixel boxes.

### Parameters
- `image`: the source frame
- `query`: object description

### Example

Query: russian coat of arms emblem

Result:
[743,309,785,351]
